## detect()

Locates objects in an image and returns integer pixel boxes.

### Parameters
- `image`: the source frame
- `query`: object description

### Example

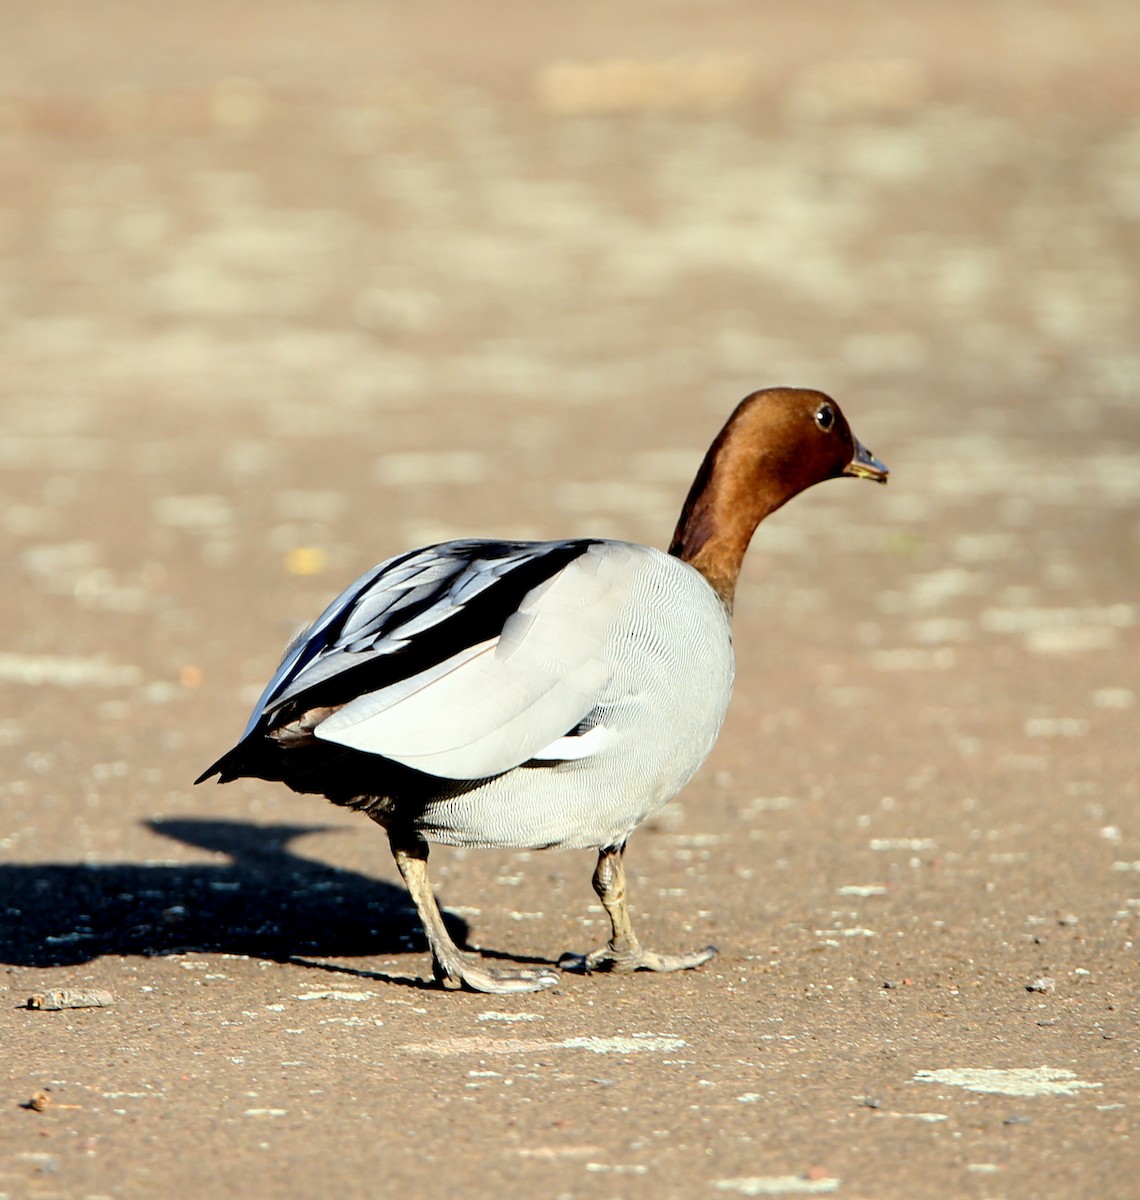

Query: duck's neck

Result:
[668,425,778,615]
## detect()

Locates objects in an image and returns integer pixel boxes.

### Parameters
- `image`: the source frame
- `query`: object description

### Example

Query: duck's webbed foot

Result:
[431,948,560,995]
[390,830,559,995]
[557,845,717,976]
[559,942,716,974]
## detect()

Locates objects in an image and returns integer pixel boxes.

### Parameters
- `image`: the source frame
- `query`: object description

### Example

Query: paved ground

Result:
[1,2,1137,1196]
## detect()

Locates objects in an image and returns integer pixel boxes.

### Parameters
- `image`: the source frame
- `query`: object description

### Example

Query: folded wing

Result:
[314,542,634,777]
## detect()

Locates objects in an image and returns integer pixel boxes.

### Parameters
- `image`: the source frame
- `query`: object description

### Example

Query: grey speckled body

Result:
[414,544,734,851]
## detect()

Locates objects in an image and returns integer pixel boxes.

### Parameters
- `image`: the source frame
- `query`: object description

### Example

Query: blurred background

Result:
[2,5,1138,1193]
[1,0,1137,858]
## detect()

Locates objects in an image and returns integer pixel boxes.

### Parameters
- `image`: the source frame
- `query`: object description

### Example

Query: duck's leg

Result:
[388,828,560,994]
[559,843,717,974]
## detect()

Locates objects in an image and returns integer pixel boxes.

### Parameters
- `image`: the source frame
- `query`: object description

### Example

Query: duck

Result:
[196,387,888,994]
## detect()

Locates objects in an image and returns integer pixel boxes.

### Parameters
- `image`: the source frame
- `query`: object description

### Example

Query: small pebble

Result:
[27,989,114,1011]
[1026,976,1055,993]
[1003,1114,1031,1125]
[20,1090,81,1114]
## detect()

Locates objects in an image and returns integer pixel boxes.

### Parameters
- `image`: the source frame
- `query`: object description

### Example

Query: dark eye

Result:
[815,403,835,431]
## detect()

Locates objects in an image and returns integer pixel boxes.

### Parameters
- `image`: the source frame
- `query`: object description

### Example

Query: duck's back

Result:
[414,542,735,851]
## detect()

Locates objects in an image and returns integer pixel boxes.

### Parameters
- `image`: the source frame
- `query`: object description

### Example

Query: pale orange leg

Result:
[560,844,717,974]
[390,830,559,994]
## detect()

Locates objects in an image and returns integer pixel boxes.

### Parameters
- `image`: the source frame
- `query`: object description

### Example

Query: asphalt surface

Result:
[1,2,1137,1196]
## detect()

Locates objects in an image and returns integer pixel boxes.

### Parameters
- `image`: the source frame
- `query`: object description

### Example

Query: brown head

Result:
[668,387,887,610]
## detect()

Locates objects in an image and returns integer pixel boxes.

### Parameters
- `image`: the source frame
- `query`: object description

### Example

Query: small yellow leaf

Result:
[285,546,327,576]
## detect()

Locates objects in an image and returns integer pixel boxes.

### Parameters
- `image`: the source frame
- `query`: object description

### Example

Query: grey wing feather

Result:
[251,544,534,721]
[238,545,486,736]
[314,542,636,778]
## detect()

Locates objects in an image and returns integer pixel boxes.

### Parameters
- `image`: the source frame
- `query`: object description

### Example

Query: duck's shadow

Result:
[0,818,467,973]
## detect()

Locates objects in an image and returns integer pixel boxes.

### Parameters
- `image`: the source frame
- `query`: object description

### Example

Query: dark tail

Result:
[194,752,236,786]
[193,741,263,786]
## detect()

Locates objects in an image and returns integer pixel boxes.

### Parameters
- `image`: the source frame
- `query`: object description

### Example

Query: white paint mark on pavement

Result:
[294,990,378,1002]
[714,1176,840,1195]
[402,1032,686,1056]
[913,1067,1103,1097]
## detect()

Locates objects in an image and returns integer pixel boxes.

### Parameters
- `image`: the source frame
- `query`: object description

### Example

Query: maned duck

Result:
[197,387,888,993]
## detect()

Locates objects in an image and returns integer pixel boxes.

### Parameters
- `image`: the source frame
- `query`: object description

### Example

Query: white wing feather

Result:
[313,543,634,778]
